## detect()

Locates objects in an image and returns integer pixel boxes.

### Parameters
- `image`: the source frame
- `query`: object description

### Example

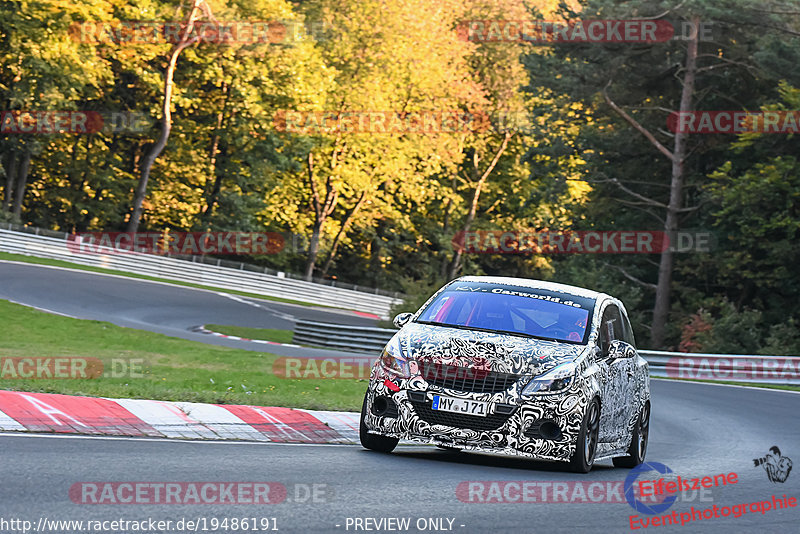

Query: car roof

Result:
[454,275,608,301]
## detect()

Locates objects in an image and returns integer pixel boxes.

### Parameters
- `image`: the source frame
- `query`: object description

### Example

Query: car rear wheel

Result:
[613,402,650,468]
[569,398,600,473]
[359,393,399,453]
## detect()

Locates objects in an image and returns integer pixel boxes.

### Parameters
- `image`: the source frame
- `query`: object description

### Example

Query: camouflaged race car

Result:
[359,276,650,473]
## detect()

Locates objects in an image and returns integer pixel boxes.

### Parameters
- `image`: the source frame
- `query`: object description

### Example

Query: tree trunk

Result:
[303,151,339,281]
[439,177,456,280]
[650,17,699,348]
[447,133,511,280]
[304,220,323,281]
[126,1,206,232]
[199,81,230,226]
[447,174,482,280]
[3,151,17,212]
[320,190,367,277]
[12,148,31,218]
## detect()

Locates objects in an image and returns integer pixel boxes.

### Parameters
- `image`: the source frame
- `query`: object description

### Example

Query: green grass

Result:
[205,324,294,344]
[659,377,800,392]
[0,251,321,308]
[0,299,366,411]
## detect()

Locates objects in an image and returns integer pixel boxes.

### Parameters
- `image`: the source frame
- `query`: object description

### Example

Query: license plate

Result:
[431,395,489,417]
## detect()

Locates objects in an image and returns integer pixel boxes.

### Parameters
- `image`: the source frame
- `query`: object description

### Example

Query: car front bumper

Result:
[362,371,591,462]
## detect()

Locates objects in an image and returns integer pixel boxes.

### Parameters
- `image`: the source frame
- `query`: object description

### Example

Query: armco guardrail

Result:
[0,227,401,317]
[289,321,800,385]
[294,320,396,353]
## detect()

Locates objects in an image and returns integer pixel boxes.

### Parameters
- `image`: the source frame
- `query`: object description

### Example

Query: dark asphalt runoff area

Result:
[0,260,379,359]
[1,380,798,533]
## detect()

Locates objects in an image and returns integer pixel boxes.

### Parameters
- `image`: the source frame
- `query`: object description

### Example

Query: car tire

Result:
[359,393,399,453]
[569,398,600,473]
[613,401,650,468]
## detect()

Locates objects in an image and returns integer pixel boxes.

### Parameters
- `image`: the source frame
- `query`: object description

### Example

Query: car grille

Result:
[418,361,521,393]
[409,399,513,432]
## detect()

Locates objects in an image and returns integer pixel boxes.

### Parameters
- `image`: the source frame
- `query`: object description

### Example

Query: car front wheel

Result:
[569,398,600,473]
[359,393,399,453]
[613,401,650,468]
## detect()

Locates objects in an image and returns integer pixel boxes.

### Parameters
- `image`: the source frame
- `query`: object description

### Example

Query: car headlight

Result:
[522,362,575,395]
[379,336,410,378]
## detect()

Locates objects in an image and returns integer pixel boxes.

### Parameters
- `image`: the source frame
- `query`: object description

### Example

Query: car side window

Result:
[621,312,636,347]
[598,303,621,357]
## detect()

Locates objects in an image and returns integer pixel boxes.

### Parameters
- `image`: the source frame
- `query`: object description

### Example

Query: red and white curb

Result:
[0,390,359,444]
[192,325,302,348]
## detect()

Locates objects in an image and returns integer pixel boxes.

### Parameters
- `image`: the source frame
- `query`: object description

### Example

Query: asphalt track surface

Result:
[0,260,377,358]
[1,381,798,533]
[1,260,799,532]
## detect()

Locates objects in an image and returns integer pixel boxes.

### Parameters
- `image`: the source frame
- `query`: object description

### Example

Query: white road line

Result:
[215,291,296,321]
[652,377,800,395]
[0,431,355,446]
[2,298,78,318]
[0,259,307,315]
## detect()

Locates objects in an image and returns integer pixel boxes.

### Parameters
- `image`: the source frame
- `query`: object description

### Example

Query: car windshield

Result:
[416,281,595,344]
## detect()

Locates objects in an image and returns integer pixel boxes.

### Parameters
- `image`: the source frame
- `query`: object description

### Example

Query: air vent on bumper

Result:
[524,419,563,440]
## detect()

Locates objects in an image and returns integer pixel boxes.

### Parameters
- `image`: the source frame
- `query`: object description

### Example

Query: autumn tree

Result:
[524,0,799,347]
[279,0,481,281]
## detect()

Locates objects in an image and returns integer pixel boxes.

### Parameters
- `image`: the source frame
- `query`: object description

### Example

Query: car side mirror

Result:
[607,340,636,360]
[393,312,413,329]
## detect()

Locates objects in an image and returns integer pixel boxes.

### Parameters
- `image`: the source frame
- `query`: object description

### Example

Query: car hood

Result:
[397,322,590,377]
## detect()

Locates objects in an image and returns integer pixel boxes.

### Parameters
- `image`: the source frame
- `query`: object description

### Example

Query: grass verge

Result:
[0,251,323,308]
[0,299,365,411]
[205,324,294,344]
